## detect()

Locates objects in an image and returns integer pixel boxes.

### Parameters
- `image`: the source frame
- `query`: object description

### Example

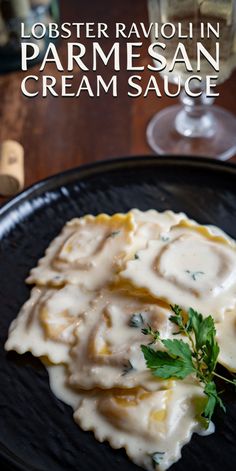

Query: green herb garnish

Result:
[129,313,144,328]
[142,324,160,345]
[106,230,121,239]
[122,360,135,376]
[160,235,170,242]
[141,305,236,421]
[185,270,205,281]
[151,451,165,467]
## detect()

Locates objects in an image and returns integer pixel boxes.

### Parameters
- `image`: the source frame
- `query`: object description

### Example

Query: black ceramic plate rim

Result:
[1,155,236,220]
[1,154,236,471]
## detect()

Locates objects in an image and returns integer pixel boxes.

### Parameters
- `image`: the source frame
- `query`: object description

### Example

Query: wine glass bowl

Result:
[147,0,236,160]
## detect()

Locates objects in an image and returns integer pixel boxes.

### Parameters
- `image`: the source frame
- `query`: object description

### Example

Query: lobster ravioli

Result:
[68,289,177,390]
[119,220,236,321]
[27,213,135,290]
[5,285,96,364]
[216,307,236,372]
[5,209,236,471]
[46,365,210,471]
[128,208,187,255]
[74,380,207,471]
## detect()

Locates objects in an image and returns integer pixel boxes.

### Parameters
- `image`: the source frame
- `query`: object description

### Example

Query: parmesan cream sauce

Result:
[5,210,235,471]
[120,222,236,320]
[47,364,215,471]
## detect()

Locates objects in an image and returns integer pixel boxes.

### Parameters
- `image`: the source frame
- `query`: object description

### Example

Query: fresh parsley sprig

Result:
[141,305,236,421]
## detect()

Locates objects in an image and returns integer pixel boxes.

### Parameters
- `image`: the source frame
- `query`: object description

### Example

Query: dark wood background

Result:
[0,0,236,204]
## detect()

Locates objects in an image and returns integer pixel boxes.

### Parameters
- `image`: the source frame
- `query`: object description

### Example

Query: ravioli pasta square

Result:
[4,209,236,471]
[5,287,69,364]
[119,220,236,321]
[27,213,135,289]
[68,289,178,390]
[5,285,96,364]
[128,208,187,255]
[46,365,207,471]
[73,380,206,471]
[216,308,236,372]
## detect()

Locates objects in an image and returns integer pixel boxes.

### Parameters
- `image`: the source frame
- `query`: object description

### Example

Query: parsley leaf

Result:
[162,338,193,360]
[188,308,215,350]
[142,341,195,380]
[141,305,236,421]
[203,381,226,420]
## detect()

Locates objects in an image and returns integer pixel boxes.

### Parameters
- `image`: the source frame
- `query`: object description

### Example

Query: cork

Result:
[0,140,24,196]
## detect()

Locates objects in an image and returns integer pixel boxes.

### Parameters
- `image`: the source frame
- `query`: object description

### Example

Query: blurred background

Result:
[0,0,236,204]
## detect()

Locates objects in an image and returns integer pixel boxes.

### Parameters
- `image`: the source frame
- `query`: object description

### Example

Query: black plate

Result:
[1,156,236,471]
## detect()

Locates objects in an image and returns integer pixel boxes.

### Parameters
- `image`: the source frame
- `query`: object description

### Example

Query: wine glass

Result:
[147,0,236,160]
[0,0,59,73]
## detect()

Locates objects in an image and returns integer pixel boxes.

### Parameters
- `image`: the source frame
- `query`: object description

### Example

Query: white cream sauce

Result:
[68,289,178,390]
[26,213,135,290]
[74,380,208,471]
[129,209,187,255]
[216,309,236,372]
[120,221,236,321]
[5,285,96,363]
[46,364,81,410]
[5,210,235,471]
[47,365,212,471]
[40,284,96,343]
[5,287,69,363]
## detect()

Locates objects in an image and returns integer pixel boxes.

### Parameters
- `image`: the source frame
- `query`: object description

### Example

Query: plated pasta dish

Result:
[5,209,236,471]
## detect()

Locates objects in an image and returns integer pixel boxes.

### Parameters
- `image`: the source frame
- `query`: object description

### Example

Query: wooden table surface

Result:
[0,0,236,205]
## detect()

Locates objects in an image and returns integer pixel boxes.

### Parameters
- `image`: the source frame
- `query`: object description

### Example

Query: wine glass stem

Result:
[175,89,216,138]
